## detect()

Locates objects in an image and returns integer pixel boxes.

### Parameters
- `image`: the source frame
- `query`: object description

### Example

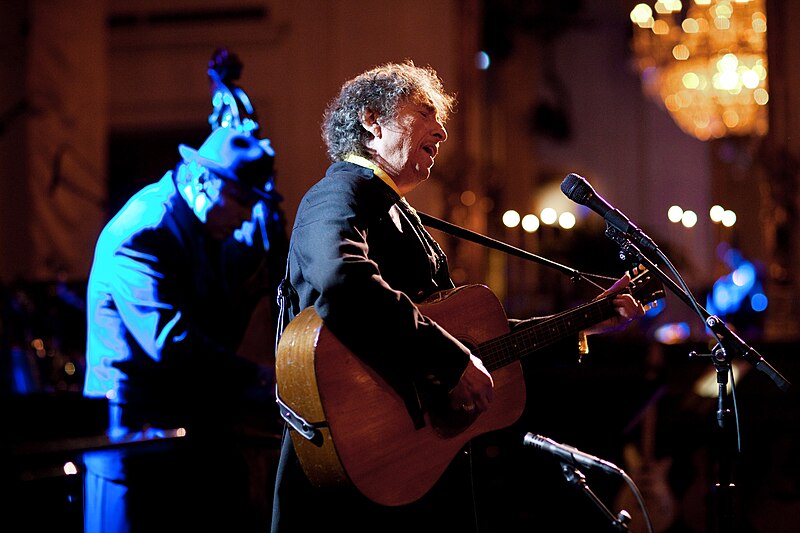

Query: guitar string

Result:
[474,272,660,371]
[476,298,616,372]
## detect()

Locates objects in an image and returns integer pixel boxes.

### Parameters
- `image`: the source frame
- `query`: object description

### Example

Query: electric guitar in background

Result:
[614,344,677,533]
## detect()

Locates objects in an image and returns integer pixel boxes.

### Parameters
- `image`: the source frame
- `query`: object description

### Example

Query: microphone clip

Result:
[603,224,645,268]
[558,455,633,532]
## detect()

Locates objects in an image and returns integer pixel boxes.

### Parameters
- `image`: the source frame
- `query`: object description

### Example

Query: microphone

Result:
[523,432,623,475]
[560,173,658,254]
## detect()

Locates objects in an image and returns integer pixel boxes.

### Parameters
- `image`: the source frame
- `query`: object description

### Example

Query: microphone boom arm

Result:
[605,225,790,393]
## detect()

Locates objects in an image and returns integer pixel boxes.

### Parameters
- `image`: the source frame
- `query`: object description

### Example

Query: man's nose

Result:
[434,122,448,142]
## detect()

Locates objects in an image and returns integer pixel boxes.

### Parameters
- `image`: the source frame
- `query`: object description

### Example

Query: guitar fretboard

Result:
[477,296,618,372]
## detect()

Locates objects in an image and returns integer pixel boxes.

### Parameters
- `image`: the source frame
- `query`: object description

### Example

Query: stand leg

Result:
[560,463,631,532]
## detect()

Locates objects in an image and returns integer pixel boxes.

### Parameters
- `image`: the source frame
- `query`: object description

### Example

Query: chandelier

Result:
[630,0,768,141]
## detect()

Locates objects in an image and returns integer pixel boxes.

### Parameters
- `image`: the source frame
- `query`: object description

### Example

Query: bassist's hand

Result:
[448,354,495,415]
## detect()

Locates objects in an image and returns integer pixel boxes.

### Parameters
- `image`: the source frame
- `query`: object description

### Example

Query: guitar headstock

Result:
[627,265,666,312]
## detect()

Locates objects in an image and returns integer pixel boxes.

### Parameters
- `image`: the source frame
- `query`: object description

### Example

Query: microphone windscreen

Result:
[560,173,579,195]
[560,173,592,204]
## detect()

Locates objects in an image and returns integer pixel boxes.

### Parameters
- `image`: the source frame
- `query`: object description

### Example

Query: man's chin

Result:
[415,164,432,180]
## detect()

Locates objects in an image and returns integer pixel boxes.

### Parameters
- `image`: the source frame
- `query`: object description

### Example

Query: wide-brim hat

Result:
[178,126,276,200]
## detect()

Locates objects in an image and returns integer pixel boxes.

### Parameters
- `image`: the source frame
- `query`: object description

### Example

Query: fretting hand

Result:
[583,271,646,335]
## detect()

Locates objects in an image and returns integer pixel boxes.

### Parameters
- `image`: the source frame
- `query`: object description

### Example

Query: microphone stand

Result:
[559,463,632,532]
[695,342,738,533]
[603,225,791,392]
[603,224,791,533]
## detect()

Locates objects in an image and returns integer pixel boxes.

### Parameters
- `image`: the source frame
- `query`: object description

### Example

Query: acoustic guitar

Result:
[275,268,664,506]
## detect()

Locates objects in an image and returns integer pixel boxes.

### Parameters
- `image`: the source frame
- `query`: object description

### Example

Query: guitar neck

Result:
[477,295,618,372]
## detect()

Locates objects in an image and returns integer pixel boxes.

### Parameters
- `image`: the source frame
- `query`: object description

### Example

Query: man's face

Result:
[372,101,447,193]
[204,175,262,240]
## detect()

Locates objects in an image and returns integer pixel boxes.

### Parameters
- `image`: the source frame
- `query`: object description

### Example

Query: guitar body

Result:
[276,284,526,506]
[276,268,665,506]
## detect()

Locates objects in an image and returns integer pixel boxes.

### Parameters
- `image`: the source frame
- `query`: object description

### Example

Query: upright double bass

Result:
[207,48,289,418]
[207,47,289,259]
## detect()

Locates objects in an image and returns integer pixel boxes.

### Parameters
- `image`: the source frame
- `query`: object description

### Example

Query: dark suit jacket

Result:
[83,171,271,432]
[272,161,479,533]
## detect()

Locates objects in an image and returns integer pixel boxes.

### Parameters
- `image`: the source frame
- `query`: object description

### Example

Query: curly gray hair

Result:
[321,60,456,161]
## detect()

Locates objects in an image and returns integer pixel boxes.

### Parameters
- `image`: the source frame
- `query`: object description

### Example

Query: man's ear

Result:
[360,109,381,138]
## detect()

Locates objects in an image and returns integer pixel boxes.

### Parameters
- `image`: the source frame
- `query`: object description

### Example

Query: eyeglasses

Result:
[208,171,264,207]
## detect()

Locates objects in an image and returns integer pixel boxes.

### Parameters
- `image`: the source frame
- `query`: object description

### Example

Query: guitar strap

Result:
[416,211,585,279]
[274,256,297,356]
[274,253,319,441]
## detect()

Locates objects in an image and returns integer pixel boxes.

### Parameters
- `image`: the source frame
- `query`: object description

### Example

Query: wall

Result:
[3,0,717,292]
[0,1,107,282]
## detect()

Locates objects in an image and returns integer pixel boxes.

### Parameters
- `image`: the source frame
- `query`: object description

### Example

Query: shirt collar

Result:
[343,154,402,197]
